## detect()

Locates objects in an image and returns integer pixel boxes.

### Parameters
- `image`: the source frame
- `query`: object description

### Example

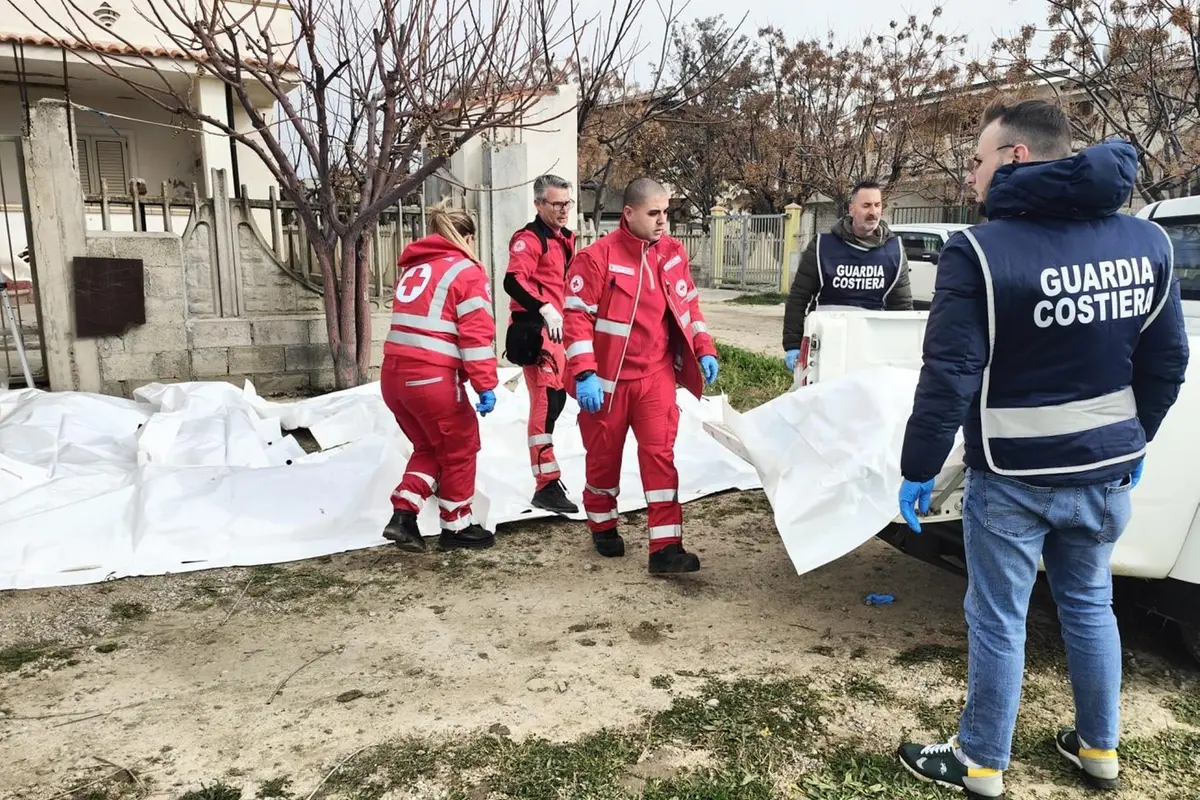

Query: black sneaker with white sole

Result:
[531,480,579,515]
[897,738,1005,799]
[1055,727,1119,790]
[382,510,425,552]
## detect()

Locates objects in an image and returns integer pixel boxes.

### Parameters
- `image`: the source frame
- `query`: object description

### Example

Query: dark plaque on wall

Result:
[72,257,146,337]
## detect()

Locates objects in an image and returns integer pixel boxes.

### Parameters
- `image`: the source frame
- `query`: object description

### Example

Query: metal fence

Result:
[0,135,46,388]
[83,178,435,301]
[714,213,787,290]
[890,205,982,225]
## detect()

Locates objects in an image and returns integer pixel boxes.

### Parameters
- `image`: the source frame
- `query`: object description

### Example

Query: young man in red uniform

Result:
[562,177,720,574]
[503,174,580,516]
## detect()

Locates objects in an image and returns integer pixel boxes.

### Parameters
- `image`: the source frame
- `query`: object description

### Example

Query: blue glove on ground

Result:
[576,373,604,413]
[899,478,935,533]
[1131,458,1144,488]
[785,350,800,371]
[700,355,719,385]
[475,390,495,416]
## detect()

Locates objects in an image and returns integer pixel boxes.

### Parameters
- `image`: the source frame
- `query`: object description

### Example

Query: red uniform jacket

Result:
[383,234,499,393]
[562,223,717,400]
[504,217,576,316]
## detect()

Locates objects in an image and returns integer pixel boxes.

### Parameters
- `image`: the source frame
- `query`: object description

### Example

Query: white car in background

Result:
[890,223,970,308]
[1138,196,1200,331]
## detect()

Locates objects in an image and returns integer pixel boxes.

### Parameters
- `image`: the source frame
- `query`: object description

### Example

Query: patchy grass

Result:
[178,782,243,800]
[255,776,294,799]
[706,341,792,411]
[840,673,896,704]
[1121,727,1200,773]
[649,677,825,767]
[108,601,151,621]
[642,770,774,799]
[801,746,945,799]
[0,640,75,673]
[726,291,787,306]
[910,698,961,736]
[244,564,355,603]
[1163,685,1200,727]
[650,674,674,690]
[892,643,968,682]
[309,677,825,799]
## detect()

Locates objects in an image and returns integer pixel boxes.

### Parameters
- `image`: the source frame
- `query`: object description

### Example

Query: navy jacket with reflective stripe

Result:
[901,140,1190,486]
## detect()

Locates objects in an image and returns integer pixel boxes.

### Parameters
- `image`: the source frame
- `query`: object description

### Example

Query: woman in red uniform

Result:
[379,207,499,552]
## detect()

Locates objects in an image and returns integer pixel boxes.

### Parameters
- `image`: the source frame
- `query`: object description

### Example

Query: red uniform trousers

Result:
[380,357,480,533]
[578,366,682,553]
[525,332,567,490]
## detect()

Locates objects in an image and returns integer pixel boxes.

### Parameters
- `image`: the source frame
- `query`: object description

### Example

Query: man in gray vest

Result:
[781,180,913,370]
[896,99,1189,798]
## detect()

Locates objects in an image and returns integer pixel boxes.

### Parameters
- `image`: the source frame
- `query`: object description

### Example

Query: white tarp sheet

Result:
[726,366,963,577]
[0,371,761,590]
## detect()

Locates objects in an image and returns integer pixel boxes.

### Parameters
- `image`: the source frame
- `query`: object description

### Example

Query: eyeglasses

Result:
[969,144,1016,173]
[538,199,574,211]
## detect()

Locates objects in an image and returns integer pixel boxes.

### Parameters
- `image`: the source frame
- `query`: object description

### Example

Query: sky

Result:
[570,0,1053,81]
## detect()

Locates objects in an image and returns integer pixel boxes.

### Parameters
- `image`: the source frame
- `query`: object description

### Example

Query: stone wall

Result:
[22,99,517,397]
[85,231,391,397]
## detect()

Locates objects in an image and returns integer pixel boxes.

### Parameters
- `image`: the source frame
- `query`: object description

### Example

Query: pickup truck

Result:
[785,198,1200,660]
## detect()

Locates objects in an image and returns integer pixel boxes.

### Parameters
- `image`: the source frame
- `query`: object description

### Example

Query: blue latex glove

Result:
[700,355,719,385]
[1130,458,1144,488]
[475,389,495,416]
[576,373,604,413]
[785,350,800,371]
[899,478,935,533]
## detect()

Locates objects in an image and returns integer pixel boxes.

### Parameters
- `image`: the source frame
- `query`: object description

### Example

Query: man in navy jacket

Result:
[896,99,1188,798]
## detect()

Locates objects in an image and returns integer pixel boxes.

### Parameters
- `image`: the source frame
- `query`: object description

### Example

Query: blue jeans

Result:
[958,469,1133,770]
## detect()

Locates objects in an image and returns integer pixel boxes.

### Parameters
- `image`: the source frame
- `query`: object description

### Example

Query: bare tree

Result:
[985,0,1200,203]
[905,81,1004,205]
[767,8,967,212]
[635,16,758,224]
[12,0,584,388]
[572,0,750,226]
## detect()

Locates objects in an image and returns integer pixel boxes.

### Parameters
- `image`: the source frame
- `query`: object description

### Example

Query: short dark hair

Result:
[850,180,882,201]
[981,97,1072,160]
[623,177,668,208]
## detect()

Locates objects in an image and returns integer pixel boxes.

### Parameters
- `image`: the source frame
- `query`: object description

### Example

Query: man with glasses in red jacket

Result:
[562,177,719,574]
[504,174,580,516]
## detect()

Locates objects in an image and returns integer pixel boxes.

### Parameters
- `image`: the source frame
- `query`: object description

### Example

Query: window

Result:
[76,136,130,195]
[900,233,944,260]
[1157,216,1200,302]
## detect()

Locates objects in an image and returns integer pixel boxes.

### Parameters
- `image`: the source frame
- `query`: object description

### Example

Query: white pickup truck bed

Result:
[705,306,1200,659]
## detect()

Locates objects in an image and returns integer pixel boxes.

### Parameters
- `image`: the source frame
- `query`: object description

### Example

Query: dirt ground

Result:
[3,299,1198,799]
[697,292,785,356]
[2,491,1198,799]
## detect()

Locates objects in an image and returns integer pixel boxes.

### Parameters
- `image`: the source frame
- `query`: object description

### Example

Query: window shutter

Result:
[76,138,94,194]
[94,139,128,194]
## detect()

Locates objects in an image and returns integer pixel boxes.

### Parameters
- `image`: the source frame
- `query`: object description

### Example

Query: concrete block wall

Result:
[85,232,392,397]
[185,311,391,395]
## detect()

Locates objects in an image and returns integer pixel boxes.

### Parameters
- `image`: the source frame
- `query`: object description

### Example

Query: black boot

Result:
[438,524,495,550]
[592,528,625,558]
[382,510,425,552]
[531,480,580,515]
[648,543,700,574]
